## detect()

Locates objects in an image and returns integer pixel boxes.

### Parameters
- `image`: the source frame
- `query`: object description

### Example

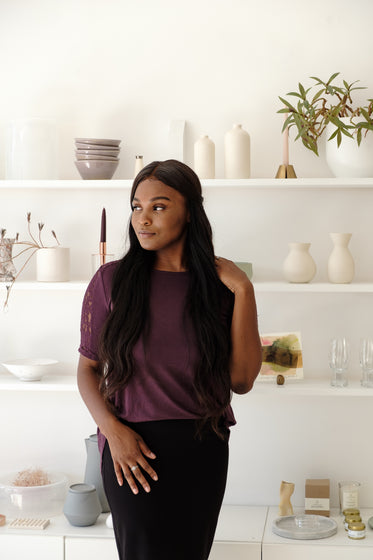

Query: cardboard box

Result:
[305,479,330,516]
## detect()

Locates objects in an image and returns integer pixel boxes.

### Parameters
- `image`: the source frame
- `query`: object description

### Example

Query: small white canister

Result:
[36,247,70,282]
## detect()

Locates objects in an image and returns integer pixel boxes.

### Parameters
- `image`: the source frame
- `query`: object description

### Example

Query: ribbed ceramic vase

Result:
[328,233,354,283]
[224,124,250,179]
[194,135,215,179]
[283,242,316,283]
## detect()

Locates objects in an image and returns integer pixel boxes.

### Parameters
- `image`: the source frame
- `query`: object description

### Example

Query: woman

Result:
[77,159,262,560]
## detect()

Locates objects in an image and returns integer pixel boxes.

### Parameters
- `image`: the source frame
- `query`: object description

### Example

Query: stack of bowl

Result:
[74,138,121,179]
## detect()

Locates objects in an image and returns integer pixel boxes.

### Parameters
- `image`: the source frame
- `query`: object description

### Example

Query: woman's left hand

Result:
[215,257,250,294]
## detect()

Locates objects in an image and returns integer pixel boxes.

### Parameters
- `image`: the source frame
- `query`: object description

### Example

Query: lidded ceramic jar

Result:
[283,242,316,283]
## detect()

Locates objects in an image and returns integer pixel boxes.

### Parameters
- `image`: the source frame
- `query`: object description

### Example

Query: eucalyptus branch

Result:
[278,72,372,156]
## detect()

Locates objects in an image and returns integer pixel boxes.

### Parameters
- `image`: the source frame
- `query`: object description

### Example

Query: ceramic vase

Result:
[194,135,215,179]
[224,124,250,179]
[84,434,110,513]
[63,483,101,527]
[282,242,316,283]
[325,119,373,177]
[36,247,70,282]
[328,233,354,283]
[6,117,58,179]
[279,481,295,516]
[0,238,17,281]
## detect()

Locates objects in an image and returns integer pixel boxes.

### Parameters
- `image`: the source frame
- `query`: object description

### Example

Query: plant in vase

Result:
[2,212,61,308]
[278,73,373,176]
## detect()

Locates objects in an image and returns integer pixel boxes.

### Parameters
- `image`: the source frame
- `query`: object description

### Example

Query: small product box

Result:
[305,479,330,516]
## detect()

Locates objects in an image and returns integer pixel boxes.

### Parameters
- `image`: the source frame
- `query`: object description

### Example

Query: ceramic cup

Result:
[63,483,101,527]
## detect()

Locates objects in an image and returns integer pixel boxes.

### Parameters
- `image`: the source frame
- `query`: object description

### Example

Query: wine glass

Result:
[359,338,373,388]
[329,338,349,387]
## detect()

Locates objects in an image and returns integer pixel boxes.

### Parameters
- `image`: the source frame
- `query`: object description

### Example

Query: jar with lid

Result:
[134,155,144,178]
[347,521,366,539]
[343,508,360,517]
[344,514,361,530]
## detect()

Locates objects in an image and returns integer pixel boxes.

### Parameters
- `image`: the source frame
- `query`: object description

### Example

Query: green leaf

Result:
[337,130,342,147]
[328,128,339,141]
[327,72,340,85]
[357,128,362,146]
[311,88,325,104]
[299,82,306,98]
[278,96,296,112]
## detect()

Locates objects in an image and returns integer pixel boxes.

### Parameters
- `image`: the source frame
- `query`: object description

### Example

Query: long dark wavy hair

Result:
[98,159,233,437]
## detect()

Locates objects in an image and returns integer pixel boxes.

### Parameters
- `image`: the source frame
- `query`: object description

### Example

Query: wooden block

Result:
[8,518,50,530]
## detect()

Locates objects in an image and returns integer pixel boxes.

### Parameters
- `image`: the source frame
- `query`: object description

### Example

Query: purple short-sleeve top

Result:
[79,261,236,455]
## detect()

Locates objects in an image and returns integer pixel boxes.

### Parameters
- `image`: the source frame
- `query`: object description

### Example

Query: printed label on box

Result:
[305,498,330,511]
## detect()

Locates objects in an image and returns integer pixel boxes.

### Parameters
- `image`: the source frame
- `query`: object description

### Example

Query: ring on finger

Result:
[130,465,139,472]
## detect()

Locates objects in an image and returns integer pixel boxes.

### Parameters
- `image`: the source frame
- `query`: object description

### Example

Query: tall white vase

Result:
[283,242,316,283]
[194,135,215,179]
[325,119,373,177]
[224,124,250,179]
[328,233,354,283]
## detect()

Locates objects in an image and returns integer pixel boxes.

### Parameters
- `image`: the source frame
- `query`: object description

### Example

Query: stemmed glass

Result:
[329,338,349,387]
[359,338,373,388]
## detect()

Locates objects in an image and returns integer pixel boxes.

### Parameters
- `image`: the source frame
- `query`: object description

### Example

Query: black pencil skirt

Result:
[102,419,229,560]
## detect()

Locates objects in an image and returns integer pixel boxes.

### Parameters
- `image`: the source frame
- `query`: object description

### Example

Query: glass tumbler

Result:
[359,338,373,388]
[329,337,349,387]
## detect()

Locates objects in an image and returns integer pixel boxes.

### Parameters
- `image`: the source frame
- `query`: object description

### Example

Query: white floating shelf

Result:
[250,378,373,397]
[0,374,77,391]
[1,178,373,190]
[253,281,373,293]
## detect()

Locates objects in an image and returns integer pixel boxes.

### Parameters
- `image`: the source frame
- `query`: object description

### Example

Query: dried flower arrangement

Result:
[1,212,60,308]
[13,467,51,487]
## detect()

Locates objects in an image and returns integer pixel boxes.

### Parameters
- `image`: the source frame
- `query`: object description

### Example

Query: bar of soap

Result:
[0,514,5,526]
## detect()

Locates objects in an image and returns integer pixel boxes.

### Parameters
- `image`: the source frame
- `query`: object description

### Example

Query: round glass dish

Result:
[273,514,338,540]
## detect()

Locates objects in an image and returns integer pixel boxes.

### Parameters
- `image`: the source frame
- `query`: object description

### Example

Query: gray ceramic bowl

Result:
[76,148,120,157]
[75,153,118,161]
[75,143,121,152]
[75,159,119,180]
[75,138,121,147]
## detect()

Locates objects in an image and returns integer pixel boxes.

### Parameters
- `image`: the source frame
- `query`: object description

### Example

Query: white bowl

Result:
[75,159,119,180]
[75,153,118,161]
[75,148,120,157]
[2,358,58,381]
[75,143,121,152]
[0,471,68,517]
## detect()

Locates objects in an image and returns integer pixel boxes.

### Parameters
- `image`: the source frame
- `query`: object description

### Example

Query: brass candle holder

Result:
[275,164,297,178]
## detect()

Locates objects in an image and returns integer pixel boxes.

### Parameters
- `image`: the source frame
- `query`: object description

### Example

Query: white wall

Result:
[1,0,373,509]
[1,0,373,180]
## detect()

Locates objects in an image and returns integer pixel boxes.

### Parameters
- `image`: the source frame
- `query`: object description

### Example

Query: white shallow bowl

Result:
[75,148,120,157]
[75,159,119,180]
[76,153,118,161]
[2,358,58,381]
[0,471,68,517]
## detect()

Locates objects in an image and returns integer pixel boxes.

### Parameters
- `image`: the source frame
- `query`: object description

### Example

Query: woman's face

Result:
[131,178,190,257]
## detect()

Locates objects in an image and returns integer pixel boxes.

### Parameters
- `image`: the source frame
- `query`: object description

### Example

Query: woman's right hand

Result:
[106,421,158,494]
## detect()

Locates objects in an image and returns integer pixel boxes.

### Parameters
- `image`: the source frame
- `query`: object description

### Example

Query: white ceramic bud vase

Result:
[224,124,250,179]
[194,135,215,179]
[328,233,354,283]
[283,242,316,283]
[36,247,70,282]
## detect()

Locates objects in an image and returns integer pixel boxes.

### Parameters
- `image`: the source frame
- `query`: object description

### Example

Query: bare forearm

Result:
[229,282,262,393]
[77,356,120,438]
